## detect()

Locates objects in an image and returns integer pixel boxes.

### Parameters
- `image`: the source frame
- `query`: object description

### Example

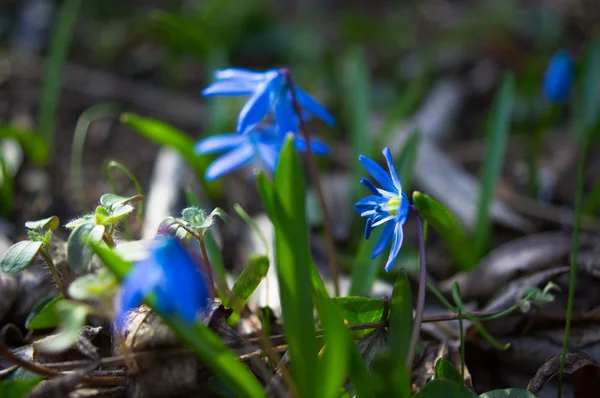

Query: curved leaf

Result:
[0,241,42,273]
[67,223,105,274]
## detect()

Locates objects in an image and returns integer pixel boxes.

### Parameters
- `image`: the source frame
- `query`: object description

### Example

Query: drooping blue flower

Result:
[194,123,329,181]
[202,67,336,134]
[543,50,574,103]
[355,147,409,273]
[115,236,209,330]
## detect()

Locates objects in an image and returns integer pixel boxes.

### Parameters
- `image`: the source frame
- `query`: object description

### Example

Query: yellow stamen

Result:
[387,197,400,215]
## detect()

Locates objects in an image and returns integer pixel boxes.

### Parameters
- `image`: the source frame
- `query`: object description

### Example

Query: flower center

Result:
[386,197,401,216]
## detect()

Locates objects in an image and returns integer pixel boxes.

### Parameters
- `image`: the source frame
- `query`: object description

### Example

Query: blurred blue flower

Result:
[202,67,335,134]
[116,236,209,330]
[355,147,409,273]
[543,50,574,103]
[195,123,329,181]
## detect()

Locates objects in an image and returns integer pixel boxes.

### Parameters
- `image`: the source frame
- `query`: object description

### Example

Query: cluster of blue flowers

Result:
[195,68,335,180]
[543,49,574,103]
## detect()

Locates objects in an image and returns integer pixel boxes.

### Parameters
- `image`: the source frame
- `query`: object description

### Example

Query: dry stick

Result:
[0,343,124,386]
[283,71,340,297]
[39,248,66,297]
[406,208,427,368]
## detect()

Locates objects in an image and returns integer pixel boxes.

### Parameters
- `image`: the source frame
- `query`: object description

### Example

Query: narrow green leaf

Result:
[474,73,515,257]
[333,296,384,337]
[271,135,318,398]
[388,271,413,364]
[228,254,269,324]
[256,171,276,220]
[396,129,420,191]
[25,216,60,231]
[370,352,412,398]
[413,379,478,398]
[434,358,463,384]
[350,227,384,296]
[347,338,375,398]
[67,223,105,274]
[38,0,82,155]
[36,301,88,354]
[26,295,65,330]
[120,113,218,195]
[479,389,537,398]
[0,377,44,398]
[413,191,475,271]
[88,242,133,279]
[342,46,371,203]
[0,241,42,273]
[168,318,265,398]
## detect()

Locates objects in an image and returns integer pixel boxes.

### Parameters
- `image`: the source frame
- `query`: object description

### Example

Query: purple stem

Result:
[407,205,427,368]
[283,70,340,297]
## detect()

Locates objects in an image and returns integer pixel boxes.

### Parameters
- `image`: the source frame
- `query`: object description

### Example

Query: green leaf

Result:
[26,295,65,330]
[68,268,118,301]
[434,358,463,384]
[479,389,537,398]
[370,352,412,398]
[579,35,600,139]
[256,171,276,220]
[388,271,413,364]
[100,193,143,211]
[120,113,218,195]
[412,191,475,271]
[474,73,515,258]
[0,241,42,273]
[349,227,384,296]
[332,297,384,337]
[0,377,44,398]
[67,223,105,274]
[413,379,478,398]
[36,300,88,353]
[228,254,270,324]
[65,215,94,229]
[396,129,420,191]
[88,242,133,279]
[270,135,318,398]
[103,205,135,225]
[0,125,48,164]
[25,216,60,231]
[342,46,371,203]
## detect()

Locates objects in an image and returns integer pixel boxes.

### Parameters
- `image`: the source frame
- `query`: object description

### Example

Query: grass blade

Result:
[38,0,82,155]
[473,73,515,258]
[388,271,413,366]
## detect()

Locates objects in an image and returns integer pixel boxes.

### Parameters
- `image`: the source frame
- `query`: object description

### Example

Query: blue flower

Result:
[543,50,574,103]
[195,123,329,181]
[115,236,209,330]
[202,67,335,134]
[355,147,410,273]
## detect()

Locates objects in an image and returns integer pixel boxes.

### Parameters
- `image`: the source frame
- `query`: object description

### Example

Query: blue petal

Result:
[384,223,404,273]
[294,87,336,126]
[382,147,402,193]
[201,79,258,97]
[237,74,282,134]
[360,178,381,196]
[194,134,248,154]
[156,238,209,322]
[364,217,374,239]
[205,143,255,180]
[359,155,397,193]
[274,92,299,134]
[371,220,395,259]
[355,195,388,214]
[256,142,279,171]
[117,258,163,330]
[543,50,574,103]
[396,196,410,224]
[294,137,330,155]
[214,68,275,81]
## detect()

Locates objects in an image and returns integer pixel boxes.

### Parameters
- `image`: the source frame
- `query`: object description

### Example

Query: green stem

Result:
[558,137,586,396]
[39,247,66,297]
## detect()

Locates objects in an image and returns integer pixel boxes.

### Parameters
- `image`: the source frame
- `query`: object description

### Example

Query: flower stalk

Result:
[406,206,426,368]
[284,71,341,296]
